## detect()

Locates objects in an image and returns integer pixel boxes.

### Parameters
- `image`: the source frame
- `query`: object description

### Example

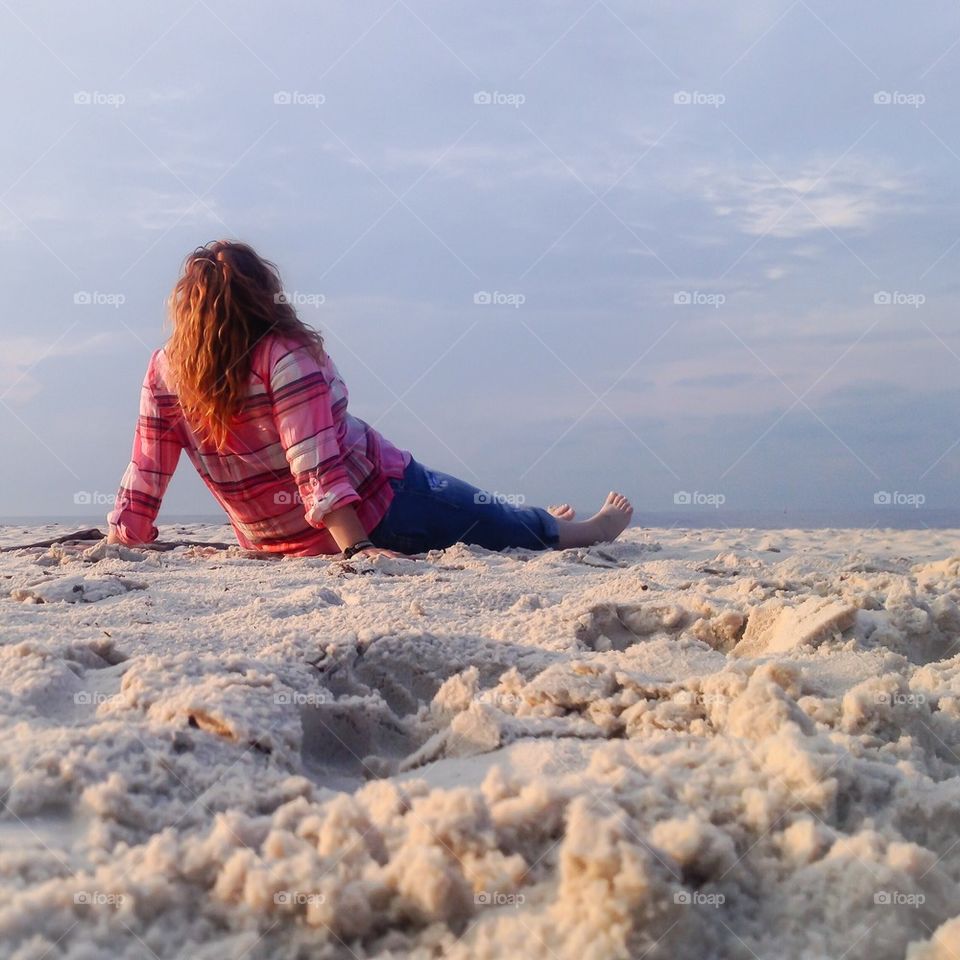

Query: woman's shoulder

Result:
[147,346,172,393]
[255,332,330,380]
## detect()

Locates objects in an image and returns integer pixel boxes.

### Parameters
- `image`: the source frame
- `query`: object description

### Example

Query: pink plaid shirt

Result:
[108,335,410,556]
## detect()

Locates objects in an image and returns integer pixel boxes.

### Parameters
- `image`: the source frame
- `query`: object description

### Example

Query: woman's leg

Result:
[370,459,558,552]
[370,459,633,554]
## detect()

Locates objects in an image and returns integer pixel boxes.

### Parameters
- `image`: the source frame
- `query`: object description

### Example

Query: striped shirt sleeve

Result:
[107,353,182,544]
[269,344,361,524]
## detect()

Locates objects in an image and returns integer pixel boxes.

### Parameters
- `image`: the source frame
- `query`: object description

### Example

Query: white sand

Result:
[1,524,960,959]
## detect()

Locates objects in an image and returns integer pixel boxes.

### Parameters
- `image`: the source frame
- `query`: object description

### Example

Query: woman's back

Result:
[109,332,409,555]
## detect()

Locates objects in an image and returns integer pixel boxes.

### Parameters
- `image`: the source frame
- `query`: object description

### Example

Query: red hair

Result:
[165,240,324,449]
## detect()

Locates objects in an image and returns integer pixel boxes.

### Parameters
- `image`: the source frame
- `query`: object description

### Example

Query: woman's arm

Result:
[269,344,404,557]
[107,356,182,545]
[320,502,368,551]
[322,502,404,557]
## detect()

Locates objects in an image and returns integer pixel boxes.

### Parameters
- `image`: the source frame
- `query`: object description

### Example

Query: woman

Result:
[107,241,633,559]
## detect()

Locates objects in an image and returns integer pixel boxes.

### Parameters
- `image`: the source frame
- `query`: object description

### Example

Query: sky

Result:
[0,0,958,524]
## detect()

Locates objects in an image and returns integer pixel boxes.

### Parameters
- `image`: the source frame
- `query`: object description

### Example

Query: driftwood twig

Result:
[0,528,237,553]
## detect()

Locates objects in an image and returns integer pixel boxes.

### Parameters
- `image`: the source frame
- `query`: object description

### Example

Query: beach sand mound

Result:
[0,524,959,959]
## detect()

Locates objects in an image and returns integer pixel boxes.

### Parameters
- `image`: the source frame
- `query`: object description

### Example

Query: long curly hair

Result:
[165,240,324,450]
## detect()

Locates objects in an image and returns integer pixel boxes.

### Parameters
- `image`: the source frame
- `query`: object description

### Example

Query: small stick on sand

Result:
[0,528,105,552]
[0,529,238,553]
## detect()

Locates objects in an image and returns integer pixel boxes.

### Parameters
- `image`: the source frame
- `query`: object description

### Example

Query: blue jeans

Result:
[369,458,560,554]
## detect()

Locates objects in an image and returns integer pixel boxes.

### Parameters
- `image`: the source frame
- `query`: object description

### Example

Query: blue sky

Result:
[1,0,958,521]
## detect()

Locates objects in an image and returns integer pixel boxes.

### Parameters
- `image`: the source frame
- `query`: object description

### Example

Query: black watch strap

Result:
[342,538,374,559]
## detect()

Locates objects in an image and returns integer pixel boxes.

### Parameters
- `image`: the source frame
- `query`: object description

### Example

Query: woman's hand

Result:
[357,546,410,560]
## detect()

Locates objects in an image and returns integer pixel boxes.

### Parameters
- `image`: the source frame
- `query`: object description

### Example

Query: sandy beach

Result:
[0,524,958,958]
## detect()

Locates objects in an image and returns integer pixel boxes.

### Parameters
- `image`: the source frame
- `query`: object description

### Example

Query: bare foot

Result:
[553,491,634,549]
[589,492,633,542]
[548,503,576,521]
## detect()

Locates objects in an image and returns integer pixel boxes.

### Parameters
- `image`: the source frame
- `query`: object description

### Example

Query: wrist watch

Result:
[342,538,374,560]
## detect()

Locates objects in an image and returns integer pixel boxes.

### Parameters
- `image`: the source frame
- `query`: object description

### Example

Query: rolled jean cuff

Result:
[532,507,560,548]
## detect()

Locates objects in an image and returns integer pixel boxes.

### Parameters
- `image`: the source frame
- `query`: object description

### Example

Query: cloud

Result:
[0,194,72,234]
[698,155,907,238]
[121,187,225,232]
[143,87,199,105]
[0,332,114,404]
[349,128,670,192]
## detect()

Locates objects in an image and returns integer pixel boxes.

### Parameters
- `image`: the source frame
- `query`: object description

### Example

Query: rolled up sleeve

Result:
[269,345,360,525]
